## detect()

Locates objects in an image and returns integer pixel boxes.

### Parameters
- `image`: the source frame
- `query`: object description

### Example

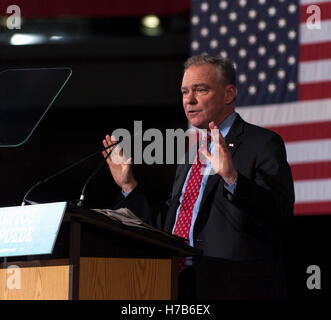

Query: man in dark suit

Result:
[102,55,295,299]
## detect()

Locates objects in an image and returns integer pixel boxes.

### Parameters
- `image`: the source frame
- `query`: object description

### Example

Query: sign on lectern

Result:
[0,202,67,257]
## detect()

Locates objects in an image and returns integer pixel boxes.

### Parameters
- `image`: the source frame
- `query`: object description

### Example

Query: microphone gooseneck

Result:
[77,132,140,207]
[21,139,121,206]
[76,142,117,207]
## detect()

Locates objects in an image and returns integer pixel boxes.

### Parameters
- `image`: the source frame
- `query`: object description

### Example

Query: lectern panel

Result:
[0,259,70,300]
[79,257,172,300]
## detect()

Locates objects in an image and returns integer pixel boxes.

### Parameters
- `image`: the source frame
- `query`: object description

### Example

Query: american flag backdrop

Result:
[190,0,331,215]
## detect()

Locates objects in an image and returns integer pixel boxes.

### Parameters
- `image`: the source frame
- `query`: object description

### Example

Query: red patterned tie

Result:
[173,133,209,273]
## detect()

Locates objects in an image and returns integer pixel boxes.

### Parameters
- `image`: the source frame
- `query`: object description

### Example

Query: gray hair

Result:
[184,54,236,87]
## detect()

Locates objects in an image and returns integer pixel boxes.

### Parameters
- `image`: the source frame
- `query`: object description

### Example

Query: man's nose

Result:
[185,90,197,104]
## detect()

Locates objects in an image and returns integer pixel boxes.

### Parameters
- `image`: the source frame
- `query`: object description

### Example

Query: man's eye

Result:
[182,91,188,95]
[196,88,208,93]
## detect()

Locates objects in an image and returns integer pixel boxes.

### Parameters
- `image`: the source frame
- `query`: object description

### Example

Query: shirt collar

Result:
[194,111,237,142]
[218,111,237,138]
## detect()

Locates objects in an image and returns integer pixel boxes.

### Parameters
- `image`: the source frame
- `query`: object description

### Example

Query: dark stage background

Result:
[0,3,330,299]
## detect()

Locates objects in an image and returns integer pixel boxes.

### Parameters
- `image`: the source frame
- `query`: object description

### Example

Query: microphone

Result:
[21,139,121,206]
[77,133,135,207]
[77,130,143,208]
[76,137,122,207]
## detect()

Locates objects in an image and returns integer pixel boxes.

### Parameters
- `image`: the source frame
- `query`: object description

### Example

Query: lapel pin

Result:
[229,143,234,147]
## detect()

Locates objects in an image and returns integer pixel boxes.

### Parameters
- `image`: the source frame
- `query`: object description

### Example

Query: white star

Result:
[200,27,209,37]
[238,23,247,33]
[248,9,257,19]
[191,41,199,50]
[278,18,286,28]
[238,48,247,58]
[219,0,228,10]
[248,60,256,70]
[239,0,247,7]
[268,83,276,93]
[229,11,237,21]
[219,25,227,35]
[268,32,276,42]
[258,0,266,4]
[268,58,276,68]
[191,15,199,25]
[288,55,296,65]
[210,14,218,24]
[258,46,266,56]
[278,43,286,54]
[210,39,218,49]
[248,86,256,95]
[248,34,257,44]
[288,4,297,13]
[277,69,286,79]
[201,2,209,12]
[238,73,247,83]
[258,21,267,31]
[229,37,237,47]
[288,30,297,40]
[268,6,277,16]
[258,72,266,81]
[220,50,228,58]
[288,82,296,91]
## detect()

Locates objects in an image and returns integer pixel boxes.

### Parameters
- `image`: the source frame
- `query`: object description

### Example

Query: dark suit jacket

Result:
[114,114,295,264]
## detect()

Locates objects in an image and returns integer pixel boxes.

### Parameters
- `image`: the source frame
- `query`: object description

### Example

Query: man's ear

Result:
[224,84,236,105]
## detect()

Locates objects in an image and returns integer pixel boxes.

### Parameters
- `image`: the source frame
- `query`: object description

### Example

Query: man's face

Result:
[181,63,235,129]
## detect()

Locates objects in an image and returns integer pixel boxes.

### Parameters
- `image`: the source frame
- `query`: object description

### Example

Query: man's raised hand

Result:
[102,134,137,194]
[200,122,237,186]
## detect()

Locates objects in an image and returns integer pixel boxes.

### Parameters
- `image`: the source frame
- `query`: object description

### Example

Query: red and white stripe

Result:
[237,1,331,215]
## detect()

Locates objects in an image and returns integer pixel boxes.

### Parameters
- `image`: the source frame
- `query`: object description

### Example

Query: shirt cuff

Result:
[121,190,130,198]
[224,178,237,194]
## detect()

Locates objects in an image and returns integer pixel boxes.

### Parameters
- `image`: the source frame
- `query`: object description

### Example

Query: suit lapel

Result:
[224,115,243,157]
[172,163,191,198]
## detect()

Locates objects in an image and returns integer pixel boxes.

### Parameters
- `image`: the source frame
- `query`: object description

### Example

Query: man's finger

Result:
[102,138,112,159]
[199,148,211,162]
[103,137,109,149]
[126,157,133,165]
[105,134,112,144]
[104,134,117,149]
[110,135,118,144]
[209,121,217,131]
[103,135,114,152]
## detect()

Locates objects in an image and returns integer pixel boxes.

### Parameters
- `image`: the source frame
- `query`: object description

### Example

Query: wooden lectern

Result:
[0,204,199,300]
